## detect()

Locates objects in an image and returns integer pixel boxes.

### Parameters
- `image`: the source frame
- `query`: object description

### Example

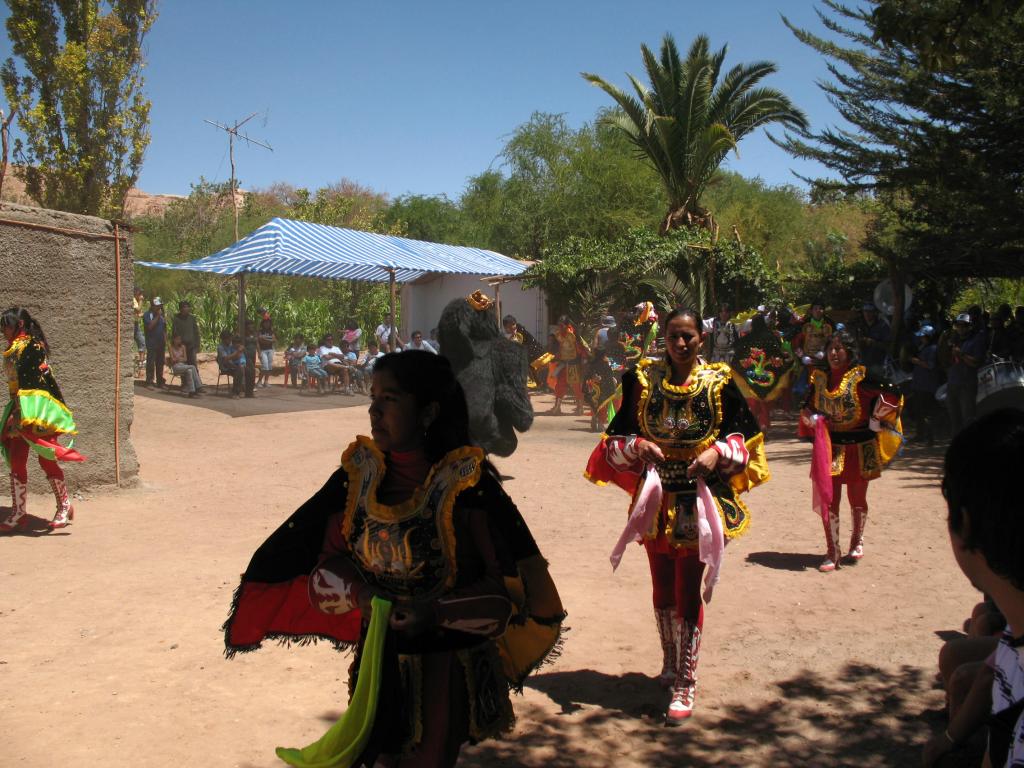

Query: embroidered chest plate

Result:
[809,366,865,430]
[637,361,729,459]
[341,438,481,601]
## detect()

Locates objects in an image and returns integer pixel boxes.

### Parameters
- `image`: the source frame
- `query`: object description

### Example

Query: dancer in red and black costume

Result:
[0,308,85,533]
[224,351,564,767]
[585,308,769,724]
[798,328,903,572]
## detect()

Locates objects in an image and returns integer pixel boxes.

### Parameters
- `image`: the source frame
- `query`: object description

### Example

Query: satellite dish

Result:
[873,279,913,318]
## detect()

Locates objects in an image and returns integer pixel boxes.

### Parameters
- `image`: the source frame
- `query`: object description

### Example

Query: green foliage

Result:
[456,112,664,258]
[2,0,156,217]
[523,226,781,332]
[953,278,1024,315]
[381,193,463,244]
[583,34,808,233]
[133,179,398,350]
[778,1,1024,282]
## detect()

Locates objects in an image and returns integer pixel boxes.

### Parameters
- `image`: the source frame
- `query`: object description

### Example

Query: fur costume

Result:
[437,293,533,456]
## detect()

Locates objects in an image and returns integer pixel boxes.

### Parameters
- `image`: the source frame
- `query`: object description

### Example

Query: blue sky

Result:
[0,0,848,200]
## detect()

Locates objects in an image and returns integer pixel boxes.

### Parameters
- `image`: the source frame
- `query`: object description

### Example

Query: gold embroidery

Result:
[808,366,865,431]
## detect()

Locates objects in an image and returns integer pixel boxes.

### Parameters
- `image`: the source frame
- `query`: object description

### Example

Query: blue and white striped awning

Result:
[136,217,527,283]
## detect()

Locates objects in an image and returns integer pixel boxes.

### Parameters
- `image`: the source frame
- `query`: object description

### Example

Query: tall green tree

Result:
[458,111,663,258]
[583,34,808,233]
[1,0,156,217]
[777,0,1024,332]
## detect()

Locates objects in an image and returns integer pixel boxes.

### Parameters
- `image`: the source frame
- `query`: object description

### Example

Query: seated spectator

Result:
[302,344,329,393]
[359,339,385,381]
[338,339,359,394]
[216,330,243,398]
[318,334,349,393]
[405,329,438,354]
[167,333,204,398]
[284,334,305,387]
[923,409,1024,767]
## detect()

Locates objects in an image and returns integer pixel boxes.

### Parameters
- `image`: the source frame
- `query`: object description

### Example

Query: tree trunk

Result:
[887,262,906,357]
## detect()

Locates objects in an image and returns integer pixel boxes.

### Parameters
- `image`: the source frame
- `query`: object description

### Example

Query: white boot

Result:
[0,475,28,532]
[666,619,701,724]
[654,608,676,688]
[848,506,867,561]
[48,477,74,529]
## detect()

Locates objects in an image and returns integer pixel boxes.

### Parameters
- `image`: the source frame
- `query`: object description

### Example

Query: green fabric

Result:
[17,391,76,434]
[276,597,393,768]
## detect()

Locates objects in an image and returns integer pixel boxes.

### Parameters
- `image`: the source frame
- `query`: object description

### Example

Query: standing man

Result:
[143,296,167,389]
[946,312,987,435]
[592,315,616,351]
[706,303,739,364]
[374,319,402,352]
[171,300,201,367]
[854,302,891,372]
[792,301,833,400]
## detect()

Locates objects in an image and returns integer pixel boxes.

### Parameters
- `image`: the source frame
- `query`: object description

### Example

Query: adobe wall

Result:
[0,202,139,492]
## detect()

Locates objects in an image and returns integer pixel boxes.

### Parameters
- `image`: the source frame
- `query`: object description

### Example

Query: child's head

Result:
[944,408,1024,592]
[220,330,232,344]
[171,333,183,346]
[369,350,470,461]
[293,334,303,345]
[306,344,317,353]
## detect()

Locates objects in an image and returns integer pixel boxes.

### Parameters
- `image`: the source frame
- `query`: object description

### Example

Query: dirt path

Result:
[0,389,975,767]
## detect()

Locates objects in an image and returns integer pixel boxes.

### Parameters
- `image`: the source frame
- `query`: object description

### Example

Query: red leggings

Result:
[3,436,64,483]
[832,476,868,510]
[646,541,705,629]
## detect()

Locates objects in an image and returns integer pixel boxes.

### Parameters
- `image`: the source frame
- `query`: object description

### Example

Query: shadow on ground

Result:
[460,662,982,767]
[745,551,823,572]
[133,380,367,419]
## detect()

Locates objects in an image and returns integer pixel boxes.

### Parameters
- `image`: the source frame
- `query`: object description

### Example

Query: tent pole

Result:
[494,282,501,324]
[238,272,247,339]
[388,269,397,351]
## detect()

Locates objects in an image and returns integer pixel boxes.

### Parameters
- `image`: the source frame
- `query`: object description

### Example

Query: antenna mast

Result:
[204,113,272,345]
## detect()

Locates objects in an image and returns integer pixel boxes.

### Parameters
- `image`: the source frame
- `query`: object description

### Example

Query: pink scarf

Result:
[609,470,726,605]
[696,477,724,603]
[810,416,834,530]
[610,465,662,570]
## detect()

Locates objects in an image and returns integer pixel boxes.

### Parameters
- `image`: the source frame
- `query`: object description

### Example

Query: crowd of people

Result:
[131,289,445,399]
[6,289,1013,766]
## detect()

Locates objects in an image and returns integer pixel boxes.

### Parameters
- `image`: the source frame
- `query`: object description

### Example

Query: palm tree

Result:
[583,34,808,234]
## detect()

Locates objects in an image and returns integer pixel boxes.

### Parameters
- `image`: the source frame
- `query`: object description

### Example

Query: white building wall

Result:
[399,274,547,343]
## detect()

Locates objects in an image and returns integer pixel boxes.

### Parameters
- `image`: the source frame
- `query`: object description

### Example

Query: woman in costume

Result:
[548,315,587,416]
[798,328,903,572]
[585,307,768,724]
[0,308,84,532]
[730,313,794,432]
[224,350,564,767]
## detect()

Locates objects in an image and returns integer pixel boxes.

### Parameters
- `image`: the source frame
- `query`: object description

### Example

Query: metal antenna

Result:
[204,112,272,241]
[204,112,272,341]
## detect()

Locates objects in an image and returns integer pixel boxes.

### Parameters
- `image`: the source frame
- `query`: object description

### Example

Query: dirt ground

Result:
[1,377,980,767]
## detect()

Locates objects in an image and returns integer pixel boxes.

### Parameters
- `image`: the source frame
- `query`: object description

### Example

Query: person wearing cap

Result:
[947,310,987,435]
[854,302,891,371]
[171,300,201,368]
[909,325,940,445]
[592,315,617,351]
[143,296,167,389]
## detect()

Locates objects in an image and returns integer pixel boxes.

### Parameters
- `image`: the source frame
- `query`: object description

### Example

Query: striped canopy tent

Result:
[136,217,527,345]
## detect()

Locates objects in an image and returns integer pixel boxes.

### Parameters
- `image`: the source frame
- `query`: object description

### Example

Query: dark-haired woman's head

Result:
[369,350,471,460]
[663,307,702,371]
[1,307,47,349]
[826,328,859,371]
[944,409,1024,591]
